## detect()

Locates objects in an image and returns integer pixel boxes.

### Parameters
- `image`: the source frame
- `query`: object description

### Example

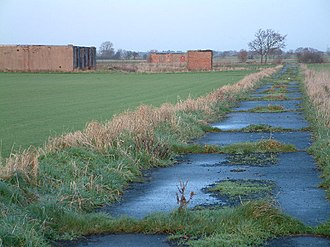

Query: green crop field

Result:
[0,70,256,157]
[307,63,330,71]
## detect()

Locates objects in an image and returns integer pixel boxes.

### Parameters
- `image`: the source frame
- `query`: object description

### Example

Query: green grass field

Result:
[307,63,330,71]
[0,70,256,157]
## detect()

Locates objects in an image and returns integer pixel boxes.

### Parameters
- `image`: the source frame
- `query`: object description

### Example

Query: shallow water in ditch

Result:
[196,131,312,150]
[101,152,330,225]
[70,67,330,246]
[265,236,330,247]
[212,112,309,130]
[72,234,171,247]
[251,91,303,99]
[232,99,302,111]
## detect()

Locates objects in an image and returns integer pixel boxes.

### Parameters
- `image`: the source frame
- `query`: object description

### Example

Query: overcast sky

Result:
[0,0,329,52]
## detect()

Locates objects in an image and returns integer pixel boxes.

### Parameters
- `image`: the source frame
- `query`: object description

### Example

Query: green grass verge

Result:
[173,139,297,154]
[1,200,313,247]
[249,94,290,101]
[307,63,330,71]
[235,124,295,132]
[0,105,234,246]
[0,70,255,157]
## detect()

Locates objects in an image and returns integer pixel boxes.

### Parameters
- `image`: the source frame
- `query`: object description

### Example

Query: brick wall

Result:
[187,50,213,71]
[148,50,213,71]
[149,53,186,63]
[0,45,96,72]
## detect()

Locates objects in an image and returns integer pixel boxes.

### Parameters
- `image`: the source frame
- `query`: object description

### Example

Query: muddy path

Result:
[70,65,330,246]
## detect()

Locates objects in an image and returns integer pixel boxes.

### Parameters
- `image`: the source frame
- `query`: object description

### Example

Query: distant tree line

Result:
[295,47,325,63]
[97,41,148,60]
[98,35,327,64]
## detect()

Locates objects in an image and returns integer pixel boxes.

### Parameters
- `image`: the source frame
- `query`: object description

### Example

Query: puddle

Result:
[101,154,228,218]
[197,131,312,150]
[66,234,171,247]
[286,87,301,93]
[265,236,330,247]
[101,152,330,226]
[255,152,330,226]
[212,112,309,130]
[232,100,302,111]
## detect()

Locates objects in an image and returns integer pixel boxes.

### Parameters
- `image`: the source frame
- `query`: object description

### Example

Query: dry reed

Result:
[0,66,281,179]
[302,65,330,127]
[0,147,40,180]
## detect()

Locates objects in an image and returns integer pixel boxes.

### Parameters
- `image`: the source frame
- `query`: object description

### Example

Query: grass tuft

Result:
[237,124,292,132]
[248,105,286,113]
[173,139,296,154]
[207,179,276,204]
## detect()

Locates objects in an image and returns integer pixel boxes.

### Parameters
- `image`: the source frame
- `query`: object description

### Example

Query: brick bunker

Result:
[0,45,96,72]
[149,50,213,71]
[187,50,213,71]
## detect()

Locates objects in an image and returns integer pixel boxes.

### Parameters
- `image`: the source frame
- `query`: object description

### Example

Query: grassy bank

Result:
[0,67,284,246]
[2,64,330,246]
[301,64,330,199]
[0,70,255,157]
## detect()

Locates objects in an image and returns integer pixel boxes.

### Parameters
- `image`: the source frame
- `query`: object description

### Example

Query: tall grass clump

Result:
[0,66,281,245]
[301,64,330,198]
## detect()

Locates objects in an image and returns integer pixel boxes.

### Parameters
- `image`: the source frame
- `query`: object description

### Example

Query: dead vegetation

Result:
[0,66,281,180]
[97,61,187,73]
[302,65,330,127]
[176,180,195,212]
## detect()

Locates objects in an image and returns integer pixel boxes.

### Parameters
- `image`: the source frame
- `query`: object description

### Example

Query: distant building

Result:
[0,45,96,72]
[149,50,213,71]
[187,50,213,71]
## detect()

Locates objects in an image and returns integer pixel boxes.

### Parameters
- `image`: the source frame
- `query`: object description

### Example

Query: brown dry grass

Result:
[98,61,253,73]
[302,65,330,127]
[0,66,281,179]
[97,61,187,73]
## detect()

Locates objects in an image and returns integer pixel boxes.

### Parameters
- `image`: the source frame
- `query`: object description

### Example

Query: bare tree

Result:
[238,49,248,63]
[99,41,115,59]
[248,29,286,64]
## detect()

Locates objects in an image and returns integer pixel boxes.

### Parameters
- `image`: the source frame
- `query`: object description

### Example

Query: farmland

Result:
[0,70,256,157]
